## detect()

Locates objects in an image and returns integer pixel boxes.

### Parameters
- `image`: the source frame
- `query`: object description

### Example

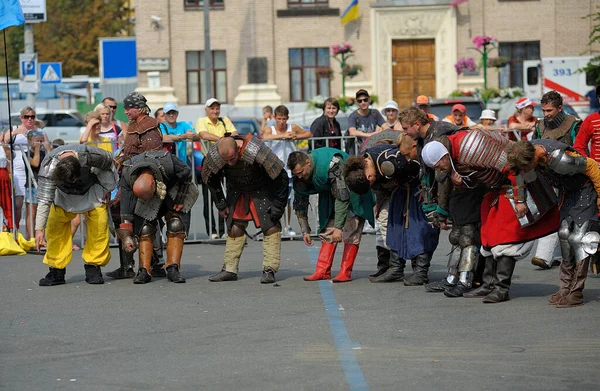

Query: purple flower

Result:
[454,58,477,75]
[472,35,497,50]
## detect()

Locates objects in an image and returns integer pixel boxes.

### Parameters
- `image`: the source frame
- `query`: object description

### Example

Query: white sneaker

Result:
[210,233,219,240]
[221,233,228,239]
[287,226,296,236]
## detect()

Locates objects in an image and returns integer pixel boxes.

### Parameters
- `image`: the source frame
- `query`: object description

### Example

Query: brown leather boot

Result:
[548,260,575,305]
[165,233,186,283]
[133,236,153,284]
[556,258,589,308]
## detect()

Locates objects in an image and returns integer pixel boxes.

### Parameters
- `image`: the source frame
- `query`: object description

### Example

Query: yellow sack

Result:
[0,232,26,256]
[17,232,35,251]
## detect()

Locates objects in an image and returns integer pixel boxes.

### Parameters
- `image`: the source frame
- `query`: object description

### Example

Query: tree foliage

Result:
[581,8,600,84]
[1,0,132,78]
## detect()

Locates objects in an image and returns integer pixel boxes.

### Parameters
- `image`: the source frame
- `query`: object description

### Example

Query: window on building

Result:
[184,0,224,9]
[287,0,328,7]
[289,47,330,102]
[498,41,540,88]
[186,50,227,104]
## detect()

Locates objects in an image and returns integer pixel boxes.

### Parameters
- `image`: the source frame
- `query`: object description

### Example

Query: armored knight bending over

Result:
[421,130,559,303]
[506,139,600,307]
[288,148,375,283]
[35,145,118,286]
[117,150,198,284]
[202,135,289,284]
[108,92,166,280]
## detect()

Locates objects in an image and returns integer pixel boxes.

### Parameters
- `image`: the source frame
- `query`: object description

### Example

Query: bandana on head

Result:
[421,141,449,168]
[123,92,148,109]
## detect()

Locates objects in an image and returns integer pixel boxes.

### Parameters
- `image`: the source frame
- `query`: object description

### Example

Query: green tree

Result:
[1,0,132,78]
[581,8,600,84]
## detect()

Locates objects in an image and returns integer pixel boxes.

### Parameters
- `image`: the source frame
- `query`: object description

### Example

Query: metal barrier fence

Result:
[0,135,359,248]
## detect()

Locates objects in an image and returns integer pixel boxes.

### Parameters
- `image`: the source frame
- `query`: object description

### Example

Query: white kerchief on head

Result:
[421,141,449,168]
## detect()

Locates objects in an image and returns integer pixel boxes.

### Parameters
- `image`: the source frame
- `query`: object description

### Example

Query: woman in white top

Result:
[381,100,403,131]
[95,103,121,149]
[0,106,38,230]
[261,105,311,237]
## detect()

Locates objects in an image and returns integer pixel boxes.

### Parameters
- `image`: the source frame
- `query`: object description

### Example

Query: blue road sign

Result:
[40,62,62,84]
[20,58,36,77]
[100,38,137,79]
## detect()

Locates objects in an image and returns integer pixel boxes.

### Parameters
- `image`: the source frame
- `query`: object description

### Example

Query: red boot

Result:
[304,242,337,281]
[332,243,359,283]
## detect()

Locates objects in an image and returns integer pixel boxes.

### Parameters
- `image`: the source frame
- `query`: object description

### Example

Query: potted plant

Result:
[316,66,334,79]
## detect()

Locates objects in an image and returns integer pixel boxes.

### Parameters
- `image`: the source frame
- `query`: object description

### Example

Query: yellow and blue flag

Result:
[340,0,359,25]
[0,0,25,31]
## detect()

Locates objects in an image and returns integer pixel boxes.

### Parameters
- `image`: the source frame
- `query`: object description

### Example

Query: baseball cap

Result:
[421,141,449,168]
[451,104,466,114]
[355,89,370,99]
[163,102,179,113]
[515,97,535,110]
[416,95,430,105]
[381,101,399,114]
[205,98,221,108]
[479,109,497,121]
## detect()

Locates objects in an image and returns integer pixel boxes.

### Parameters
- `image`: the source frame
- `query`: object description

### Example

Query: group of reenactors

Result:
[33,90,600,309]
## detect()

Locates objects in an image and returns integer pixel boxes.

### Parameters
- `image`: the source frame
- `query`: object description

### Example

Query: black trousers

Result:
[200,182,225,237]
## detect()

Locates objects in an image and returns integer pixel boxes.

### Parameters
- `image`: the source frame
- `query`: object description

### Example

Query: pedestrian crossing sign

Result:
[40,62,62,84]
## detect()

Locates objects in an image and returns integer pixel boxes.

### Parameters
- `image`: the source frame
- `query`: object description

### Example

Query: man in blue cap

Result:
[159,102,196,165]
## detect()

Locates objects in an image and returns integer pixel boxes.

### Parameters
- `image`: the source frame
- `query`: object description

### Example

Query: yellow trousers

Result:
[43,204,111,269]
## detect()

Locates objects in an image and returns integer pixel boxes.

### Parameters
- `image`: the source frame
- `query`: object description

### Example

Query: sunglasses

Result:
[23,115,35,120]
[109,105,117,110]
[357,98,369,103]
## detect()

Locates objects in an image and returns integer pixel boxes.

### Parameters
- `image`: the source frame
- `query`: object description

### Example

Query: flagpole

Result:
[3,29,17,235]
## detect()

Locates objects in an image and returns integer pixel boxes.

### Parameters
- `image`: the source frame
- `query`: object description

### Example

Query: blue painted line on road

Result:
[307,245,369,391]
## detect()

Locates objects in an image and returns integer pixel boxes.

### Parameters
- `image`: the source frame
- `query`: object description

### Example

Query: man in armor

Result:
[530,90,583,270]
[288,148,375,283]
[107,92,166,280]
[398,107,458,285]
[506,139,600,307]
[344,133,423,283]
[202,135,289,283]
[34,145,118,286]
[117,150,198,284]
[421,129,559,303]
[534,91,582,145]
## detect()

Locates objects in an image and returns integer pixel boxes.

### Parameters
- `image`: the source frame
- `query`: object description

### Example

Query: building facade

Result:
[134,0,598,108]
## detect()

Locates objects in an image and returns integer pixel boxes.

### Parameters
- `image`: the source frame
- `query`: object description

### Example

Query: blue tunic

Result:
[386,178,440,259]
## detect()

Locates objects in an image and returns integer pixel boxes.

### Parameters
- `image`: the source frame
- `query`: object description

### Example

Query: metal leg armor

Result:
[133,223,156,284]
[165,212,186,283]
[558,220,574,263]
[567,221,597,263]
[444,224,480,297]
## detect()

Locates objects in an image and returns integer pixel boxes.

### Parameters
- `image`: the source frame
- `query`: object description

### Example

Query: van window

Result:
[526,67,538,85]
[585,71,595,86]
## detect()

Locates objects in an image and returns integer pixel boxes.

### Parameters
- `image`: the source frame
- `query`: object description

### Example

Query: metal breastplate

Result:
[224,161,271,192]
[458,129,510,174]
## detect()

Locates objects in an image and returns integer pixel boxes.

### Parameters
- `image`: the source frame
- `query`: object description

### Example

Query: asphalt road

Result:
[1,234,600,391]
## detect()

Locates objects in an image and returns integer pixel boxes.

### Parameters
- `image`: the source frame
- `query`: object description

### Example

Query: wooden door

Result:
[392,39,436,109]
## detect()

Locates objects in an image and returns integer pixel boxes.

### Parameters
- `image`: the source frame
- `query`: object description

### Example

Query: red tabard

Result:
[232,194,261,227]
[480,175,560,248]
